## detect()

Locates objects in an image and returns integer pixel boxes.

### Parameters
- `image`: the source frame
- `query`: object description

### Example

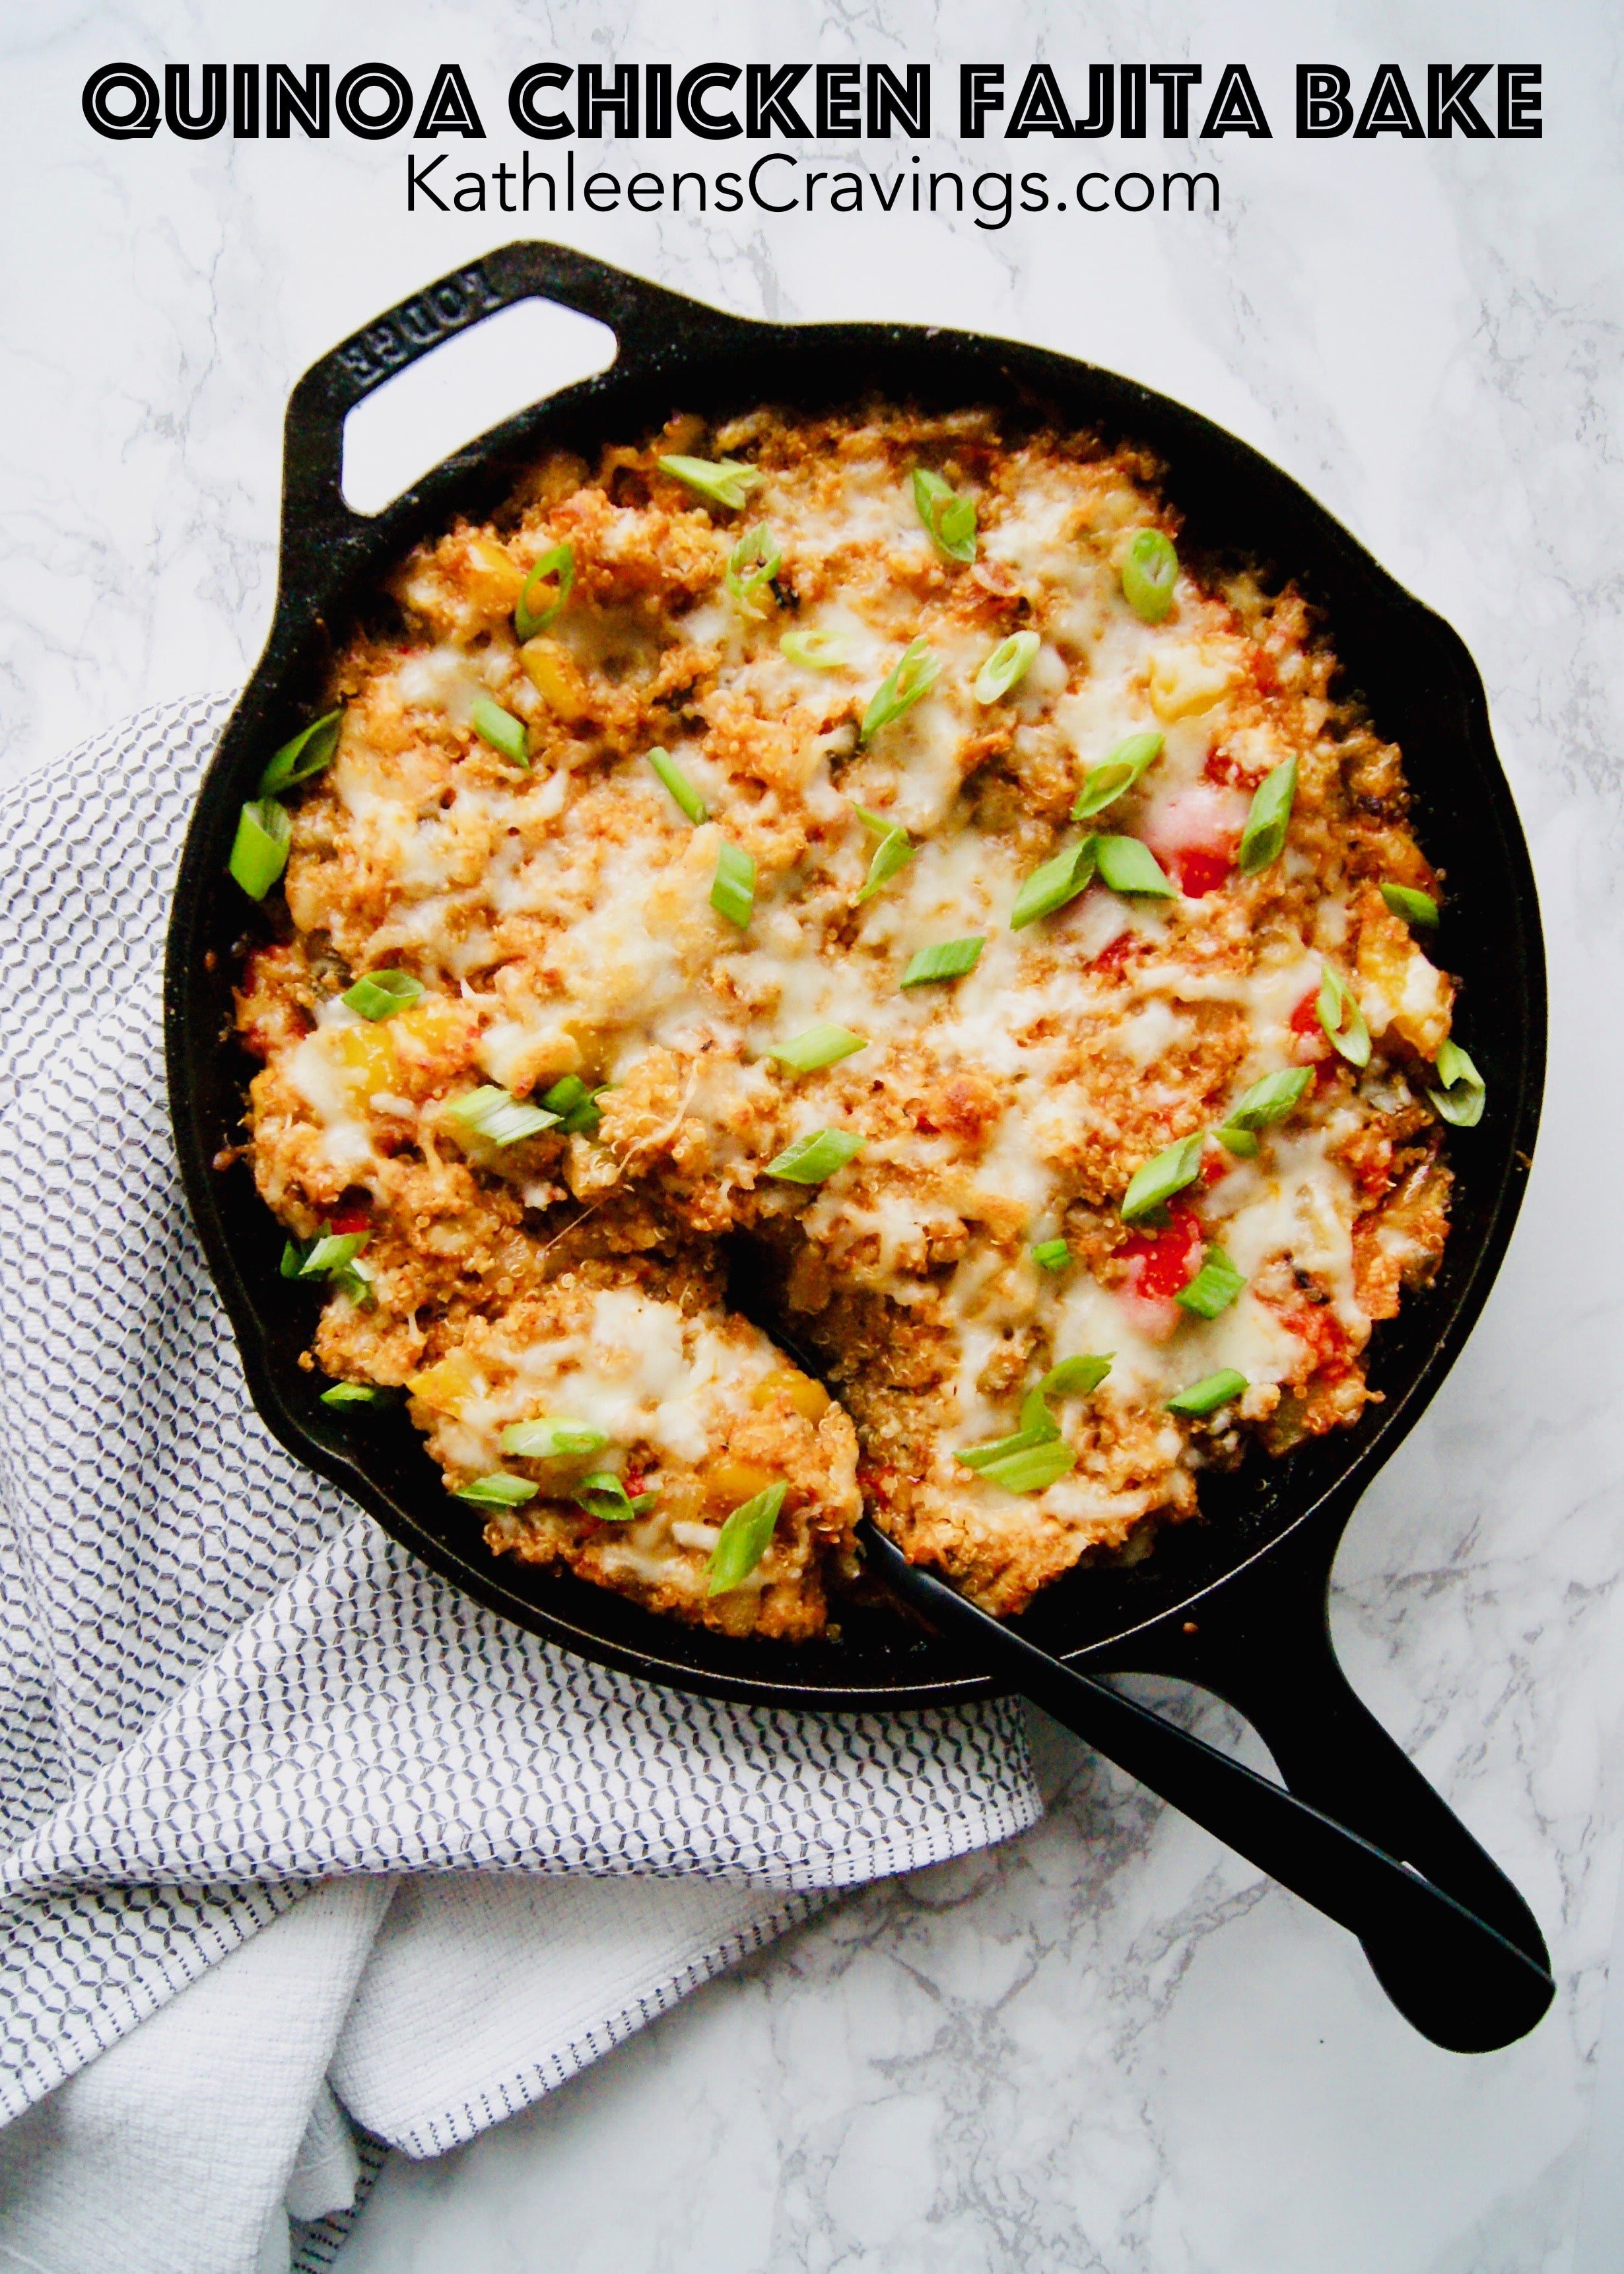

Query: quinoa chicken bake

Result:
[227,405,1483,1641]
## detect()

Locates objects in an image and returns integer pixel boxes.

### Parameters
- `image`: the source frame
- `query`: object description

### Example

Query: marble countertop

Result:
[5,3,1622,2268]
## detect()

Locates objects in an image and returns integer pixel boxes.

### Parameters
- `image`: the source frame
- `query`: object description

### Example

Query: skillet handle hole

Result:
[341,298,617,518]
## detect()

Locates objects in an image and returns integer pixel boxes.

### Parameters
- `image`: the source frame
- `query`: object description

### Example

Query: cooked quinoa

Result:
[233,404,1456,1639]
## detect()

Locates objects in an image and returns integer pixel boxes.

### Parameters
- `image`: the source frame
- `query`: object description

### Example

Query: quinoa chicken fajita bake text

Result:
[226,405,1483,1640]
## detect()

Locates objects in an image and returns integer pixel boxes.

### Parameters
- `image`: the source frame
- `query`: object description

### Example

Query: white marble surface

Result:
[4,1,1623,2267]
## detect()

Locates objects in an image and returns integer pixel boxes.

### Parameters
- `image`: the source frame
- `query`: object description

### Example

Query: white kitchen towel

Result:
[0,697,1038,2166]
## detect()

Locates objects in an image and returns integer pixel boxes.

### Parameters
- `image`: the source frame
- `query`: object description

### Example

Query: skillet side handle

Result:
[277,240,752,594]
[1137,1512,1551,1980]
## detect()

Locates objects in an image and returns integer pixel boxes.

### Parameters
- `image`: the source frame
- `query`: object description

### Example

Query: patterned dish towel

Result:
[0,697,1040,2274]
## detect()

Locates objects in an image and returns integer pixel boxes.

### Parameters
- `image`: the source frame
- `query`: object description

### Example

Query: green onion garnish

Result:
[1120,1133,1205,1223]
[500,1417,609,1461]
[320,1381,390,1408]
[1031,1238,1071,1271]
[912,467,977,563]
[646,747,708,824]
[1121,529,1179,623]
[540,1075,607,1138]
[853,806,916,903]
[1216,1066,1310,1153]
[1237,757,1298,874]
[973,631,1040,705]
[228,800,292,900]
[980,1439,1078,1492]
[453,1472,539,1508]
[334,1259,376,1309]
[341,970,424,1022]
[955,1424,1056,1472]
[1167,1369,1248,1418]
[281,1239,306,1279]
[1381,882,1439,929]
[1095,835,1176,897]
[707,1481,787,1594]
[860,638,939,745]
[900,937,984,988]
[1071,731,1165,821]
[1019,1354,1112,1435]
[657,454,762,511]
[471,695,529,769]
[780,628,854,670]
[258,709,342,798]
[1010,839,1097,930]
[575,1472,658,1523]
[710,841,756,929]
[725,525,782,618]
[447,1086,560,1148]
[514,543,575,640]
[1174,1246,1247,1319]
[298,1231,367,1280]
[768,1025,869,1074]
[1317,965,1371,1068]
[1225,1066,1311,1130]
[1428,1039,1485,1128]
[766,1128,864,1183]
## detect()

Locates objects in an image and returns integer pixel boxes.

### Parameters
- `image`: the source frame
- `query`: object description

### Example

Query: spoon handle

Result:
[860,1523,1553,2051]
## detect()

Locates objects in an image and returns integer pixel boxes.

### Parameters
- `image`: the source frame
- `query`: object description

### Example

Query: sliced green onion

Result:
[500,1417,610,1462]
[258,709,342,797]
[956,1424,1056,1472]
[1071,731,1165,821]
[766,1128,864,1183]
[1010,839,1097,931]
[780,629,853,670]
[973,631,1040,705]
[448,1085,560,1148]
[1174,1246,1247,1320]
[575,1471,657,1523]
[1121,529,1178,623]
[228,800,292,900]
[514,543,575,640]
[1215,1126,1260,1159]
[912,467,977,563]
[1236,757,1298,875]
[1121,1133,1205,1223]
[853,806,916,903]
[710,840,756,929]
[1428,1039,1485,1128]
[1031,1238,1071,1272]
[1167,1369,1248,1418]
[280,1239,307,1279]
[471,695,529,769]
[900,936,984,988]
[453,1472,538,1507]
[1381,881,1439,929]
[341,969,424,1021]
[1019,1354,1112,1435]
[1317,965,1371,1069]
[1224,1066,1311,1132]
[768,1024,869,1074]
[299,1231,367,1280]
[725,525,782,617]
[333,1259,376,1309]
[320,1381,391,1408]
[646,747,708,824]
[976,1439,1077,1493]
[657,454,762,511]
[707,1480,787,1593]
[860,638,939,745]
[1095,835,1176,898]
[541,1075,607,1138]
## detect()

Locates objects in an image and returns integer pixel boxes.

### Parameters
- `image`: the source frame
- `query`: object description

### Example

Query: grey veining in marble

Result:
[3,2,1621,2269]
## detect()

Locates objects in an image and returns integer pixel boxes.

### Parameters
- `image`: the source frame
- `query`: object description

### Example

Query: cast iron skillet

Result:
[165,243,1549,2046]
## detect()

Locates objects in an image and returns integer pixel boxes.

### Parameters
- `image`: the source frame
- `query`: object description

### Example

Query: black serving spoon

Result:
[858,1517,1555,2050]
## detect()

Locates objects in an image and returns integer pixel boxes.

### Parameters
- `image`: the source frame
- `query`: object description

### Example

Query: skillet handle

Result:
[1138,1508,1553,2024]
[277,240,750,602]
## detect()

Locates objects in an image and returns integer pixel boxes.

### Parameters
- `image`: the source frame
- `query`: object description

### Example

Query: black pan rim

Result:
[163,252,1547,1712]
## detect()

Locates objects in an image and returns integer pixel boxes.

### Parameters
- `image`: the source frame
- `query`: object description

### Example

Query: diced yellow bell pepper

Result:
[407,1351,482,1418]
[520,637,590,721]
